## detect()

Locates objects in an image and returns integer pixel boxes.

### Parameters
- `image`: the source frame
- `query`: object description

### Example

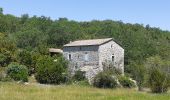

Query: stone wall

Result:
[98,41,124,74]
[63,46,99,71]
[63,45,101,83]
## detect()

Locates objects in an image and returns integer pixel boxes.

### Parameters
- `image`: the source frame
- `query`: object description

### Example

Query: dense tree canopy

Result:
[0,8,170,77]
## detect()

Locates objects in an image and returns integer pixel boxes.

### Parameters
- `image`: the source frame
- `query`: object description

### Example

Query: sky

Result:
[0,0,170,31]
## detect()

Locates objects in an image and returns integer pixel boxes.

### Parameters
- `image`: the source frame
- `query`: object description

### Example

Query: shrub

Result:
[0,52,12,67]
[7,62,28,82]
[148,68,169,93]
[0,69,5,81]
[17,50,38,75]
[146,56,170,93]
[73,70,86,81]
[129,62,145,91]
[35,56,68,84]
[93,71,118,88]
[102,62,122,75]
[70,80,90,86]
[118,76,135,88]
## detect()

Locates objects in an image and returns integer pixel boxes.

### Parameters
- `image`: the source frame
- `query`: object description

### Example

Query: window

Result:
[68,54,71,61]
[111,44,113,48]
[112,54,114,62]
[84,52,89,61]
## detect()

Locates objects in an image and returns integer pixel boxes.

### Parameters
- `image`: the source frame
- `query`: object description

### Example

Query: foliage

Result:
[102,61,122,75]
[0,8,3,14]
[0,67,6,81]
[73,70,86,81]
[35,55,68,84]
[13,29,46,49]
[0,12,169,61]
[129,62,146,91]
[0,53,8,67]
[0,33,16,67]
[93,71,118,88]
[148,68,169,93]
[6,62,28,82]
[94,62,135,89]
[70,80,90,86]
[0,8,170,90]
[118,76,135,88]
[145,56,170,93]
[0,67,12,82]
[0,12,169,69]
[16,50,38,75]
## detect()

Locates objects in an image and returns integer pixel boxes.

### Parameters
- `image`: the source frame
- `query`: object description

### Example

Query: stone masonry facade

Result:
[63,38,124,83]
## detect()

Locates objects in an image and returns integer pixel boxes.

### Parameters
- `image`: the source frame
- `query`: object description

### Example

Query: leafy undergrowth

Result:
[0,82,169,100]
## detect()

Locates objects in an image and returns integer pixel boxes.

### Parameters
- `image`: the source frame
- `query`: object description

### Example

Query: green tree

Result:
[146,56,170,93]
[14,29,46,49]
[7,62,28,82]
[0,33,16,67]
[0,8,3,14]
[130,62,145,91]
[35,55,68,84]
[17,50,36,75]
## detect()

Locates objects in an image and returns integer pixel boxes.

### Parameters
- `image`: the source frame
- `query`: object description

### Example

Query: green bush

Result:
[0,52,12,67]
[102,62,122,75]
[129,62,145,91]
[35,56,68,84]
[146,56,170,93]
[148,68,169,93]
[93,71,118,88]
[73,70,86,81]
[7,62,28,82]
[118,76,135,88]
[17,50,40,75]
[70,80,90,86]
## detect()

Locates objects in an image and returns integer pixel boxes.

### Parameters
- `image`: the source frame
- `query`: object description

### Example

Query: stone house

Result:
[63,38,124,82]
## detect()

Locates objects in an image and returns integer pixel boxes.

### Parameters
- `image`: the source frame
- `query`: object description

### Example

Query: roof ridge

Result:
[64,38,113,47]
[73,38,112,41]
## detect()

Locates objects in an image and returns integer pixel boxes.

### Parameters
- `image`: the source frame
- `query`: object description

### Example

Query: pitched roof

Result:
[64,38,113,47]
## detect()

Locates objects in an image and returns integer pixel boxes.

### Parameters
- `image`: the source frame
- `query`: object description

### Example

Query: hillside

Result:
[0,9,170,76]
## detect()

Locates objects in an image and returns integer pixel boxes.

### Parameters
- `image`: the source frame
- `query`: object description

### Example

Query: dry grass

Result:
[0,82,169,100]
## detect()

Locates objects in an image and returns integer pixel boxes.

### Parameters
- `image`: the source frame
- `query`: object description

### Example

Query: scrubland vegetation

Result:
[0,7,170,98]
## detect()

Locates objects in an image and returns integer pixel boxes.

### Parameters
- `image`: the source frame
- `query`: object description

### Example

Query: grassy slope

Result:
[0,82,169,100]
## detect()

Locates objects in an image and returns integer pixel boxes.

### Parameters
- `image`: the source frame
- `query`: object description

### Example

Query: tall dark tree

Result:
[0,8,3,14]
